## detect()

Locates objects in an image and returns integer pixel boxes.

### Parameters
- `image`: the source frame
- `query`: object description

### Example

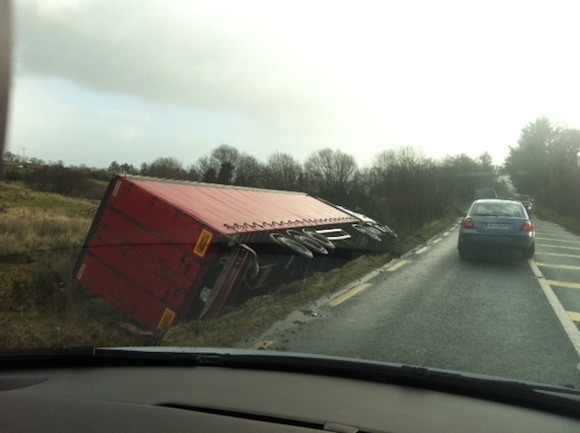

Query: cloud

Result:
[15,1,344,129]
[10,1,580,168]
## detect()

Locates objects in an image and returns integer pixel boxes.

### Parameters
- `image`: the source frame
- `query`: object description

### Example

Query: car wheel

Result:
[458,244,469,259]
[523,243,535,259]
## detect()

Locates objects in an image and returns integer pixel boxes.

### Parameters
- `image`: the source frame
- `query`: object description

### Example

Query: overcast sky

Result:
[5,0,580,168]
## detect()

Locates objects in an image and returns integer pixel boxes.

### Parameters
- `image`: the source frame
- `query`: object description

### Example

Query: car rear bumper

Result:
[459,232,534,250]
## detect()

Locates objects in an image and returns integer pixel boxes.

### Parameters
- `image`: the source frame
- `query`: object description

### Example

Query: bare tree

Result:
[196,155,218,181]
[235,153,265,187]
[196,144,241,184]
[304,148,357,201]
[212,144,240,184]
[140,157,187,179]
[265,152,303,191]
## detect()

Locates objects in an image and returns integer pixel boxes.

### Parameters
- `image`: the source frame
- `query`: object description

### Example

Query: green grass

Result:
[0,183,96,259]
[0,256,143,349]
[0,182,97,214]
[90,179,109,188]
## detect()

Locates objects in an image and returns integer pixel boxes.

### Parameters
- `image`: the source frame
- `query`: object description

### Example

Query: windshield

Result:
[2,0,580,392]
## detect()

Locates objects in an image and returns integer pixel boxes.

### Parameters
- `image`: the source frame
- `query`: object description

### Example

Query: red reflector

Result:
[520,220,534,232]
[462,218,475,229]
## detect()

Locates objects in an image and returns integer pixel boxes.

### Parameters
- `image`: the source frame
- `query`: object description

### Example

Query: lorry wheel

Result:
[294,234,329,255]
[286,229,329,255]
[363,224,384,237]
[369,222,389,233]
[301,229,335,250]
[353,224,382,242]
[372,223,398,239]
[270,233,314,259]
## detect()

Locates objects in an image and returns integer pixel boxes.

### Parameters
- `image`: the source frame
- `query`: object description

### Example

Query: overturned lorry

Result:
[74,176,397,329]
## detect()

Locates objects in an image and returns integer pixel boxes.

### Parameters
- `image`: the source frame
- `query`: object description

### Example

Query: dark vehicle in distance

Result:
[474,188,498,199]
[458,199,535,259]
[512,193,534,217]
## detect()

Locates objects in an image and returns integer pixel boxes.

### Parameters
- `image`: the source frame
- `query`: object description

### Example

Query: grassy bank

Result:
[0,182,96,258]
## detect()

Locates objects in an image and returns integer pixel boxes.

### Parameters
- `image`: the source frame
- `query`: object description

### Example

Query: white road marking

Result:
[528,260,580,359]
[535,262,580,271]
[547,280,580,290]
[536,236,580,245]
[537,243,580,251]
[536,252,580,259]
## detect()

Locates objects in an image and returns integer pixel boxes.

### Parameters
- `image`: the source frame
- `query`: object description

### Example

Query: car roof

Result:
[472,199,520,204]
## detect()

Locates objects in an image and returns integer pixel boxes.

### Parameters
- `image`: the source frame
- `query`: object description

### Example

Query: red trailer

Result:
[75,176,396,329]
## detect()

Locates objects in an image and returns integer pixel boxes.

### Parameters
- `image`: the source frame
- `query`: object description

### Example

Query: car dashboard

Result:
[1,358,578,433]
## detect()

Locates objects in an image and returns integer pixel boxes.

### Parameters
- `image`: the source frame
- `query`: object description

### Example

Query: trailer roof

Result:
[125,177,359,235]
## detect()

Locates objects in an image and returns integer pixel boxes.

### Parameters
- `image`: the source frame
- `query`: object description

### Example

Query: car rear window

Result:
[471,202,526,218]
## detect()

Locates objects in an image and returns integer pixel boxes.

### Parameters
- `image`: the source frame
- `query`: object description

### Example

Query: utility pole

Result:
[21,146,26,163]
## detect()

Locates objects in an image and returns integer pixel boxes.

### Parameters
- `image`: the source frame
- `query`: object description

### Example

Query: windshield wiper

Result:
[0,347,231,367]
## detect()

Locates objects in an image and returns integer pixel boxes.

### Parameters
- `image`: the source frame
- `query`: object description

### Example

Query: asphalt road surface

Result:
[251,218,580,389]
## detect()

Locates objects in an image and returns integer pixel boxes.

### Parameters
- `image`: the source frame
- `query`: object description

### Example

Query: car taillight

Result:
[462,218,475,229]
[520,220,534,232]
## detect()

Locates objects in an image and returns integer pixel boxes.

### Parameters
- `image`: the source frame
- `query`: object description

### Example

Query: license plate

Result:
[486,223,509,229]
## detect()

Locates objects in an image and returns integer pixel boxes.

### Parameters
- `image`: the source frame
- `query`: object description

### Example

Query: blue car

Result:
[458,199,535,259]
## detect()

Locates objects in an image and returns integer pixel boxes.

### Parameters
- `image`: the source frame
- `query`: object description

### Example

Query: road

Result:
[250,218,580,388]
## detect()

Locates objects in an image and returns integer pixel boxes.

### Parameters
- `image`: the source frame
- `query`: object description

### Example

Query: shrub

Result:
[0,262,65,312]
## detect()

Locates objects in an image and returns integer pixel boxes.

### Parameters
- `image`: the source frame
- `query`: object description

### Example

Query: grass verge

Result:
[0,182,96,259]
[0,248,143,349]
